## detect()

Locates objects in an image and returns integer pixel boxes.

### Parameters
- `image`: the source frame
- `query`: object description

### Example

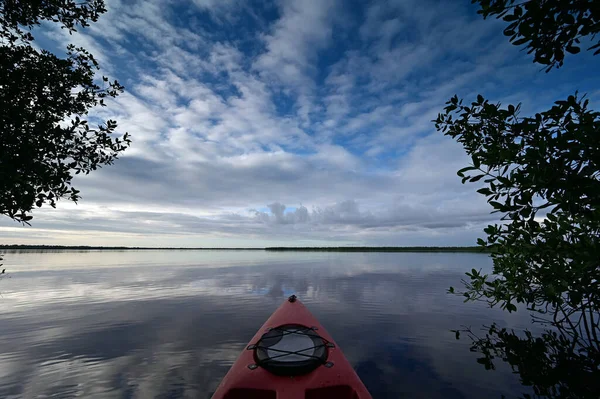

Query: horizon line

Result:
[0,244,487,252]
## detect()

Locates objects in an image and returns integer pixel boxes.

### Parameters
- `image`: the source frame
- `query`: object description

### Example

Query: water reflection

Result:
[0,251,531,398]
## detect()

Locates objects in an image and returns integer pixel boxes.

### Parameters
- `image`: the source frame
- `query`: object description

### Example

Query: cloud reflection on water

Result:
[0,251,530,398]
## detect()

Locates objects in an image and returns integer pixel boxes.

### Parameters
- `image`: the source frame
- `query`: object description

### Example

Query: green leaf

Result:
[457,166,476,177]
[512,37,529,46]
[497,176,511,185]
[563,14,575,25]
[489,201,503,209]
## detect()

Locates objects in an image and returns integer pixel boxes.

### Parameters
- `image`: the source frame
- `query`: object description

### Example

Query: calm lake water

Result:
[0,250,535,398]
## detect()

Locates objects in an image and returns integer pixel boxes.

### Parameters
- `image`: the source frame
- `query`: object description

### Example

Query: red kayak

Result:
[211,295,372,399]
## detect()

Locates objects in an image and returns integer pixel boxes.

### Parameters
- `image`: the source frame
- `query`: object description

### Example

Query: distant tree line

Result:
[264,246,488,252]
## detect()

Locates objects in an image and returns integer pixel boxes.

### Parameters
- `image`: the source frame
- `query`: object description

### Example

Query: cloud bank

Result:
[2,0,599,246]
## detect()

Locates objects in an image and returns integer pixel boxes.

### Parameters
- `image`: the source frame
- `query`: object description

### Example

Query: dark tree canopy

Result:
[438,1,600,397]
[0,0,130,223]
[0,0,107,41]
[437,94,600,317]
[473,0,600,71]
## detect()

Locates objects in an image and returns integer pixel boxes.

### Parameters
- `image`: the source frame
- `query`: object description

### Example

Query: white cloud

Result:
[193,0,236,9]
[253,0,340,124]
[254,0,337,86]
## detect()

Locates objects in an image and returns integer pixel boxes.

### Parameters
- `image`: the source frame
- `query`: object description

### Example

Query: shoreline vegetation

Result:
[0,245,488,253]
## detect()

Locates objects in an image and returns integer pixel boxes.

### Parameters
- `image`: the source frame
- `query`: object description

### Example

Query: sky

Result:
[2,0,600,247]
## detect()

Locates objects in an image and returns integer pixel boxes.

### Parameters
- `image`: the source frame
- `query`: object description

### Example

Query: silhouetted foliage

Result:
[473,0,600,71]
[454,323,600,399]
[437,94,600,317]
[438,1,600,397]
[0,0,130,223]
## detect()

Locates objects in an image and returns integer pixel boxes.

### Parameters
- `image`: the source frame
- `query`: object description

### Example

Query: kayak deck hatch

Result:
[212,295,372,399]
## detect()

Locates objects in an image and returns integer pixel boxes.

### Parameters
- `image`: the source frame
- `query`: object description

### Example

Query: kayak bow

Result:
[211,295,372,399]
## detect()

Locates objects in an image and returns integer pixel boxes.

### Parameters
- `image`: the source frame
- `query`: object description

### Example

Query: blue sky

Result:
[2,0,599,247]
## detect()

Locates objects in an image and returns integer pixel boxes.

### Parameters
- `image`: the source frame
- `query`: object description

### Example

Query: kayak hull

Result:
[211,296,372,399]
